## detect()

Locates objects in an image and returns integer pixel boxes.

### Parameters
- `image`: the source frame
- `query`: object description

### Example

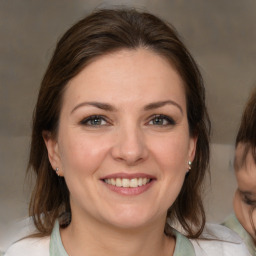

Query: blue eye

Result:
[80,115,108,126]
[148,115,175,126]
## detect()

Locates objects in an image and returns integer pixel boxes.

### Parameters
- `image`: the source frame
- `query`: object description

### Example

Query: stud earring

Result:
[55,167,60,176]
[188,161,192,171]
[186,161,192,176]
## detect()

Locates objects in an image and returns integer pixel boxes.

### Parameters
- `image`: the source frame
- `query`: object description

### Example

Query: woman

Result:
[5,8,249,255]
[223,88,256,255]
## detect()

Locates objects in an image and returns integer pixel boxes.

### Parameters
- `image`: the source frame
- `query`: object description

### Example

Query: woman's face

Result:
[234,143,256,241]
[45,48,196,230]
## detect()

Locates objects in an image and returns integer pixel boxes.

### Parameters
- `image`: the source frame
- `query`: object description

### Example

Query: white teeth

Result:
[122,178,129,187]
[130,178,137,188]
[116,178,122,187]
[104,178,151,188]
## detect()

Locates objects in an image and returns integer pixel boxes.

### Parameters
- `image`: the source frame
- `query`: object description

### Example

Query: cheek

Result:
[243,208,256,239]
[149,133,190,172]
[59,132,111,176]
[234,192,247,223]
[252,210,256,237]
[234,193,256,237]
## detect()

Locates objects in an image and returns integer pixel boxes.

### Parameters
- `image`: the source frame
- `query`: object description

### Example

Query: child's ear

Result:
[42,131,63,176]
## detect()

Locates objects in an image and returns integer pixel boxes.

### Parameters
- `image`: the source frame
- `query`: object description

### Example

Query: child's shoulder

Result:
[190,223,251,255]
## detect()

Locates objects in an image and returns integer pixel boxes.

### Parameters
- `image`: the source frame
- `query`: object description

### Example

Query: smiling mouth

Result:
[103,178,151,188]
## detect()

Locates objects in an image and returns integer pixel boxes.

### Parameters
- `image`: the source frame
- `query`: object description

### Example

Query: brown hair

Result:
[28,8,210,239]
[235,87,256,167]
[234,87,256,238]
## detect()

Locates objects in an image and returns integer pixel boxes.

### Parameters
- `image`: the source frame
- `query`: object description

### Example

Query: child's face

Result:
[233,143,256,242]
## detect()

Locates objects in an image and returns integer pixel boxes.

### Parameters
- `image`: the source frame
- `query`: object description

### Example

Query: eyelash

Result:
[80,115,109,126]
[79,114,176,127]
[147,114,176,126]
[243,197,256,206]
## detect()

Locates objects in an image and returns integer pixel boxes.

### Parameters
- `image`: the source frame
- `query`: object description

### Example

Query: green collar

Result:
[172,228,195,256]
[50,221,195,256]
[50,220,68,256]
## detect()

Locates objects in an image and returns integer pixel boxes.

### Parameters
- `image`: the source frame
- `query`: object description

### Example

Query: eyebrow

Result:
[71,100,183,114]
[71,102,117,114]
[239,190,256,197]
[144,100,183,114]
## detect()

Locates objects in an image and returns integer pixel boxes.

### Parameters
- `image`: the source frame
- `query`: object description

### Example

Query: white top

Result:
[191,223,252,255]
[222,213,255,255]
[4,219,251,256]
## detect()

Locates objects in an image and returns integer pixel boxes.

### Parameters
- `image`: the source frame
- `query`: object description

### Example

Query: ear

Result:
[188,135,198,162]
[42,131,63,176]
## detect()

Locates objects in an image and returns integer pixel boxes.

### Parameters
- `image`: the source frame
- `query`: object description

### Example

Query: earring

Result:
[55,167,60,176]
[188,161,192,171]
[186,161,192,176]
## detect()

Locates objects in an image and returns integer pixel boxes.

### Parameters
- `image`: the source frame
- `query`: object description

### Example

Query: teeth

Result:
[122,178,129,187]
[116,178,122,187]
[104,178,151,188]
[130,178,137,188]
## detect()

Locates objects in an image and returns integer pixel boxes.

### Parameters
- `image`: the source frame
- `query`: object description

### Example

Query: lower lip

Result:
[102,180,155,196]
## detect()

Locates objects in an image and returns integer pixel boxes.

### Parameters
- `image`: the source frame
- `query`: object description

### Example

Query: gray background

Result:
[0,0,256,249]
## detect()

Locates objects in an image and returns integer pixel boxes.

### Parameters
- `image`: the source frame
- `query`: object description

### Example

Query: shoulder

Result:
[222,213,239,229]
[190,223,252,256]
[4,236,50,256]
[3,217,50,256]
[222,214,255,255]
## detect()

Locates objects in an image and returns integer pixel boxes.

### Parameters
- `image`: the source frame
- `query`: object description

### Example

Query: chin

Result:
[103,207,158,230]
[109,218,153,230]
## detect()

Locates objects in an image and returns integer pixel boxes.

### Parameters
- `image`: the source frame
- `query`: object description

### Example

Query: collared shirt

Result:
[222,213,256,255]
[4,219,251,255]
[49,220,196,256]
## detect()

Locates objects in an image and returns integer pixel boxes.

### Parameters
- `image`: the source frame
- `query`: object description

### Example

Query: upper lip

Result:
[100,173,156,180]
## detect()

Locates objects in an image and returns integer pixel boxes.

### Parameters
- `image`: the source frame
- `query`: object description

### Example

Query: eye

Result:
[148,114,175,126]
[80,115,109,126]
[243,196,256,206]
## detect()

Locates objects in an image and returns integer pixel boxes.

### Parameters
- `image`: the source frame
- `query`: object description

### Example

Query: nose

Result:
[111,125,149,166]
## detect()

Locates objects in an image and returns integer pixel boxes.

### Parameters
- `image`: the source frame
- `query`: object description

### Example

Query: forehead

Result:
[62,48,186,109]
[235,145,256,193]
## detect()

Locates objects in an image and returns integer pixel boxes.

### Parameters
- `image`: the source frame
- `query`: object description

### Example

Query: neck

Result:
[60,212,175,256]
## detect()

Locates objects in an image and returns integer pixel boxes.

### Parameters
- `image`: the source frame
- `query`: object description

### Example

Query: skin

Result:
[233,143,256,243]
[44,48,197,256]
